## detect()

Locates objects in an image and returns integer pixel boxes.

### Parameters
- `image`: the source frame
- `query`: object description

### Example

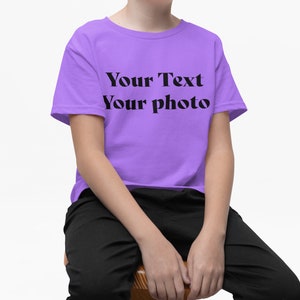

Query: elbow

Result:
[206,147,234,164]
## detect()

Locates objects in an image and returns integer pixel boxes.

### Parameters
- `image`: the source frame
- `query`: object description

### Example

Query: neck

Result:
[110,0,180,33]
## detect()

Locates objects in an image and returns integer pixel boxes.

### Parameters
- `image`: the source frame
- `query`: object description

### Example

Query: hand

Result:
[187,230,225,300]
[139,232,190,300]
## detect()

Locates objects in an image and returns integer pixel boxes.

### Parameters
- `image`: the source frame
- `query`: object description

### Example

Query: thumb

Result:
[178,259,190,285]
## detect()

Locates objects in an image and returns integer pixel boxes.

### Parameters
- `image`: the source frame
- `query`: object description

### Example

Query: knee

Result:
[282,273,300,300]
[68,265,131,300]
[263,267,300,300]
[241,266,300,300]
[81,272,114,298]
[80,275,122,299]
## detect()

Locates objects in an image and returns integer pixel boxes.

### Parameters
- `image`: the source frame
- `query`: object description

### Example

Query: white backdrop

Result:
[0,1,299,299]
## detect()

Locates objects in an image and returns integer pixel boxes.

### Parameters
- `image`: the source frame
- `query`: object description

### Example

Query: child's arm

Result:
[187,111,234,300]
[69,114,190,300]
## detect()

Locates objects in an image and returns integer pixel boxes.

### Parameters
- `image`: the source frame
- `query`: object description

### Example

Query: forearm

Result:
[202,149,234,241]
[187,150,232,300]
[77,150,161,245]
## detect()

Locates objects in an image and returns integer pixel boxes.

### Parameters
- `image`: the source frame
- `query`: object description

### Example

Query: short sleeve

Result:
[51,29,106,125]
[214,37,247,121]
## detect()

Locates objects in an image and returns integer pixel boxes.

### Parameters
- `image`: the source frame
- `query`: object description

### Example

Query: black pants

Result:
[64,188,300,300]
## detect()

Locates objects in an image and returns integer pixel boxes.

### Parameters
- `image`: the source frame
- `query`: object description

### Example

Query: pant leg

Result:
[64,190,142,300]
[64,187,300,300]
[140,188,300,300]
[223,208,300,300]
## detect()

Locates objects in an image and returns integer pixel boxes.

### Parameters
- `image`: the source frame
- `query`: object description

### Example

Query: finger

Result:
[198,275,212,298]
[208,278,218,297]
[148,280,158,300]
[187,275,202,300]
[173,273,185,300]
[186,260,195,300]
[156,281,167,300]
[202,277,219,298]
[178,257,190,285]
[187,259,193,285]
[207,273,223,297]
[165,279,177,300]
[216,275,224,292]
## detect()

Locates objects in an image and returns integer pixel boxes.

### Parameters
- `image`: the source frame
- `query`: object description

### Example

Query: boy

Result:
[51,0,300,299]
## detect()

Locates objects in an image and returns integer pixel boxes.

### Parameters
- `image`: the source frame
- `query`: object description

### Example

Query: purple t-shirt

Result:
[51,18,247,203]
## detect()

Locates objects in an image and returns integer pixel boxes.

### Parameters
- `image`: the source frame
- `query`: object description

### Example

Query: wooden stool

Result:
[131,265,190,300]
